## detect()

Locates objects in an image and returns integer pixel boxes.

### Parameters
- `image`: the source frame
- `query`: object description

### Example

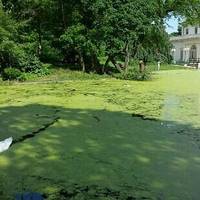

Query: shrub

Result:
[31,64,51,76]
[2,68,22,81]
[0,41,43,75]
[20,55,42,73]
[18,73,29,82]
[116,67,152,81]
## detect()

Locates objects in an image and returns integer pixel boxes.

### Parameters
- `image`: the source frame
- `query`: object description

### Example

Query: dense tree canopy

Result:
[0,0,199,75]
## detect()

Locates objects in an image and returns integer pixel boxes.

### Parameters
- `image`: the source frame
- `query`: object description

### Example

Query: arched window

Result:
[190,45,197,60]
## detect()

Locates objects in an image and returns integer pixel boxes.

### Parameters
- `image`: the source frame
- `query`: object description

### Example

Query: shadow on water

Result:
[0,104,200,200]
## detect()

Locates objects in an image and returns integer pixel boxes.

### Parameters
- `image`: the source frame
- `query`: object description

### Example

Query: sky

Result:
[165,16,179,33]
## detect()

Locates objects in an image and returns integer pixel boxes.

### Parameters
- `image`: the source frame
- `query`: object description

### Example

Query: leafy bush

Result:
[2,68,22,81]
[19,55,42,73]
[17,73,29,82]
[31,64,51,76]
[41,40,62,63]
[116,68,152,81]
[0,40,43,74]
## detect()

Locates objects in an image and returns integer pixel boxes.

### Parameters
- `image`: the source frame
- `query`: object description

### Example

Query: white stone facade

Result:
[170,25,200,64]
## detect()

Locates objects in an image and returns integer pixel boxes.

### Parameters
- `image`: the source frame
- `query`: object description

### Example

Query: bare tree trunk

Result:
[60,0,66,29]
[92,54,101,72]
[131,41,141,60]
[110,57,123,73]
[78,52,85,72]
[91,54,98,71]
[108,43,131,74]
[38,27,42,57]
[103,56,110,74]
[36,18,42,57]
[123,43,130,73]
[139,60,145,73]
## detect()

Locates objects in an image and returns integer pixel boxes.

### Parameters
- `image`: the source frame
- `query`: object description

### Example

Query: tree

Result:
[0,0,42,73]
[1,0,199,75]
[170,25,182,36]
[0,2,18,70]
[137,24,171,64]
[180,0,200,25]
[60,24,88,72]
[92,0,168,72]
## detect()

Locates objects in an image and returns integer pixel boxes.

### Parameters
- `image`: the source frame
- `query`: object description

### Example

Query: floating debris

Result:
[15,192,43,200]
[0,137,13,153]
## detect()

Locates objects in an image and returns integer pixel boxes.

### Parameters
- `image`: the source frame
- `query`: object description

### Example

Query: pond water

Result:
[0,70,200,200]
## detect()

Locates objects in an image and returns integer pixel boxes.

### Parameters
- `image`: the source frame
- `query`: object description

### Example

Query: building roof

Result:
[170,34,200,42]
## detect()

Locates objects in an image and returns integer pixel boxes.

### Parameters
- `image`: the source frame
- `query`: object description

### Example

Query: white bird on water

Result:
[0,137,13,153]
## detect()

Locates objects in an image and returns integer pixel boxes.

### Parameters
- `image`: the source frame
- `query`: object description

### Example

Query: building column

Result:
[171,48,176,63]
[184,47,190,62]
[196,44,200,60]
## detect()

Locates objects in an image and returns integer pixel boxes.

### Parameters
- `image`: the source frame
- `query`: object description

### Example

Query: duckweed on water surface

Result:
[0,70,200,199]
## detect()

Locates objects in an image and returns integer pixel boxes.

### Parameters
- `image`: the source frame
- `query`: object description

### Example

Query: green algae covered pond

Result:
[0,70,200,199]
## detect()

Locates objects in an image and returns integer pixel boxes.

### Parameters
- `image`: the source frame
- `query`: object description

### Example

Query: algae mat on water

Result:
[0,70,200,199]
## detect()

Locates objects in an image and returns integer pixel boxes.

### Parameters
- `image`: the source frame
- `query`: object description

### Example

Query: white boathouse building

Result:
[170,25,200,64]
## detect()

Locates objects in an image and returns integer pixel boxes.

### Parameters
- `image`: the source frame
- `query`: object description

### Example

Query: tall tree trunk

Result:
[139,60,145,72]
[78,51,85,72]
[123,43,130,73]
[37,19,42,57]
[91,54,96,71]
[103,56,110,74]
[110,57,123,73]
[60,0,66,29]
[38,32,42,57]
[91,53,100,72]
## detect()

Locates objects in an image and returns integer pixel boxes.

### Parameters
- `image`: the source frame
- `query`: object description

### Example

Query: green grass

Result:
[0,69,200,199]
[100,57,185,72]
[0,63,183,84]
[20,68,109,82]
[147,63,185,71]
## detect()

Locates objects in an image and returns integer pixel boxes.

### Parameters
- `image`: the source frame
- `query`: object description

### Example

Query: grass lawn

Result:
[147,63,185,71]
[0,69,200,199]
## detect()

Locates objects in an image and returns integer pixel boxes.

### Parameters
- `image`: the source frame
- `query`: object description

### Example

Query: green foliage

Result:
[0,41,43,73]
[20,55,42,73]
[41,40,62,63]
[60,24,87,50]
[2,68,22,80]
[136,26,172,63]
[0,4,43,75]
[176,0,200,25]
[96,0,158,53]
[170,25,182,36]
[116,68,152,81]
[18,73,29,82]
[0,6,17,70]
[0,0,199,77]
[2,64,50,81]
[32,64,50,76]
